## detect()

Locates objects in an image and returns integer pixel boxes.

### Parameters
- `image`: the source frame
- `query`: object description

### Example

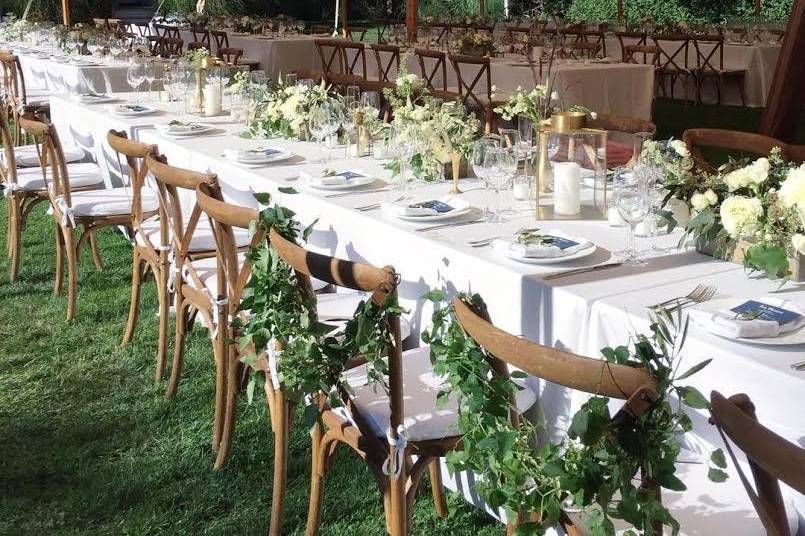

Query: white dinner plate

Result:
[155,122,213,137]
[393,205,473,222]
[110,104,155,116]
[306,173,376,190]
[689,298,805,346]
[230,148,294,166]
[504,245,598,265]
[73,94,116,104]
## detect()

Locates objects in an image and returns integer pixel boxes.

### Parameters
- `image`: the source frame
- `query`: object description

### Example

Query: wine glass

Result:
[109,38,123,63]
[144,60,158,101]
[484,146,517,223]
[127,56,145,102]
[631,131,653,168]
[471,137,501,218]
[309,101,339,163]
[360,91,380,110]
[613,173,650,264]
[86,37,99,57]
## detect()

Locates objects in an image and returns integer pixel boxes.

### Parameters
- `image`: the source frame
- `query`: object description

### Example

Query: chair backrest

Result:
[345,26,368,42]
[428,23,451,46]
[693,35,725,74]
[582,29,607,57]
[18,115,75,216]
[339,40,368,80]
[0,109,19,187]
[155,23,180,39]
[219,47,244,66]
[682,128,791,173]
[565,41,601,59]
[453,297,658,414]
[652,33,690,71]
[210,30,229,53]
[314,38,345,77]
[615,30,648,61]
[710,391,805,536]
[196,181,261,318]
[449,54,492,110]
[370,43,400,84]
[158,37,184,57]
[191,27,211,47]
[588,113,657,136]
[106,129,160,240]
[414,48,448,92]
[0,51,27,106]
[623,44,660,67]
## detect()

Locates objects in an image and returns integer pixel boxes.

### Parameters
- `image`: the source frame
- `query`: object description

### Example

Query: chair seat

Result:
[14,162,104,191]
[340,347,537,442]
[136,214,252,253]
[68,187,158,218]
[4,143,86,168]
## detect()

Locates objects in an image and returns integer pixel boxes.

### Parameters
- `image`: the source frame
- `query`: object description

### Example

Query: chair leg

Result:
[54,224,65,296]
[428,460,448,518]
[305,422,326,536]
[268,389,290,535]
[154,259,170,381]
[165,292,188,399]
[214,346,241,469]
[8,199,21,282]
[384,472,407,536]
[212,319,227,453]
[88,232,104,271]
[63,228,78,321]
[122,248,143,345]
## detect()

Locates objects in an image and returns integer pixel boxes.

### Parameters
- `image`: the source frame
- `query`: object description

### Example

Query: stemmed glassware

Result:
[613,171,651,264]
[144,60,158,102]
[126,56,145,102]
[360,91,380,110]
[309,101,340,163]
[484,146,517,223]
[471,137,501,218]
[109,38,123,63]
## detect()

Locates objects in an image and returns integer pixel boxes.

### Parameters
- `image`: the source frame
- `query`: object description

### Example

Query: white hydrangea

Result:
[690,192,709,212]
[777,163,805,209]
[722,157,770,192]
[668,139,689,158]
[704,189,718,205]
[719,196,763,238]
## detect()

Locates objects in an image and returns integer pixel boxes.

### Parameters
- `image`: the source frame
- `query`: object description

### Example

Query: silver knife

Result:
[542,262,622,280]
[415,219,487,232]
[325,188,390,198]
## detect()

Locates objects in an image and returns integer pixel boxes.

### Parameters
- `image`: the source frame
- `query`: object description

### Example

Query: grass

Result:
[0,203,499,535]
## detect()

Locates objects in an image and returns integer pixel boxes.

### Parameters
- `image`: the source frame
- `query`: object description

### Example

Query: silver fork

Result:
[649,284,717,312]
[792,360,805,371]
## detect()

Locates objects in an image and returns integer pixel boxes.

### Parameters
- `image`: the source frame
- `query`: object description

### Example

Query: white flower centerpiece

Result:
[453,29,497,57]
[248,79,333,140]
[660,145,805,281]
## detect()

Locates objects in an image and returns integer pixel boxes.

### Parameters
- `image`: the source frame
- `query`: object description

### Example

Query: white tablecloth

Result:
[49,93,804,532]
[16,53,145,95]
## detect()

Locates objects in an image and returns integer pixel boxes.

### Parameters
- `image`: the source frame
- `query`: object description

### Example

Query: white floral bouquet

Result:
[185,47,210,67]
[249,80,333,139]
[662,145,805,280]
[494,84,552,124]
[453,29,497,57]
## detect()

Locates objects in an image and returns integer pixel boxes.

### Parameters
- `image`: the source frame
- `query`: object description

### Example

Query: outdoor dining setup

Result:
[0,0,804,534]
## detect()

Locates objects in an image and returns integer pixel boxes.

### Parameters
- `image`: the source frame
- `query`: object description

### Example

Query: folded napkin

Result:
[688,298,805,339]
[155,122,204,134]
[301,169,369,187]
[492,229,594,259]
[115,104,148,113]
[75,92,109,102]
[224,147,283,162]
[381,196,469,218]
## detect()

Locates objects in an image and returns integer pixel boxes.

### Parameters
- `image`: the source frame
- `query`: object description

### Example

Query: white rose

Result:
[747,157,770,185]
[777,163,805,209]
[792,234,805,255]
[669,139,690,158]
[719,196,763,239]
[589,111,598,120]
[550,91,559,101]
[704,189,718,205]
[690,192,709,212]
[723,167,750,192]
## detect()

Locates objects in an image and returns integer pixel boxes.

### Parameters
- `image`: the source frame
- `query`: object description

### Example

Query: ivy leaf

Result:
[302,404,319,430]
[658,472,687,491]
[707,467,729,482]
[278,186,298,195]
[744,244,790,280]
[253,192,273,205]
[423,289,446,302]
[710,448,727,469]
[676,358,712,381]
[678,385,710,409]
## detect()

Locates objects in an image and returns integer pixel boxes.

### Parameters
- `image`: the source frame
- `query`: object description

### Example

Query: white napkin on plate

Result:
[688,298,805,338]
[224,147,283,162]
[492,229,594,259]
[301,169,369,187]
[381,195,469,217]
[155,122,203,134]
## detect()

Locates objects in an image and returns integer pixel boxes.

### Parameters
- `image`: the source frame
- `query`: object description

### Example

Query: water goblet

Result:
[613,172,651,264]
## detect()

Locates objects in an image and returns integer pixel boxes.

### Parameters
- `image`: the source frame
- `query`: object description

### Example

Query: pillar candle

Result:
[204,83,221,116]
[553,162,581,215]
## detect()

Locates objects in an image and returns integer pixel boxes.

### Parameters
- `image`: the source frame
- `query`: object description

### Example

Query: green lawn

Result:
[0,203,498,535]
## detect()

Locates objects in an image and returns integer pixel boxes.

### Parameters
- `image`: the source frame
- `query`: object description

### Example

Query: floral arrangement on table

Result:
[494,84,554,125]
[185,12,209,28]
[185,47,211,67]
[234,190,401,417]
[649,141,805,281]
[382,65,480,182]
[422,291,727,536]
[248,79,334,140]
[453,29,497,57]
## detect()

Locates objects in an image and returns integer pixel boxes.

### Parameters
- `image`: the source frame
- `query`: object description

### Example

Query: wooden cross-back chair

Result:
[652,33,693,102]
[375,19,400,43]
[144,154,233,457]
[190,27,211,47]
[210,29,229,53]
[18,116,150,320]
[413,48,451,95]
[428,22,451,47]
[581,29,607,57]
[218,47,244,66]
[106,130,177,382]
[370,43,400,86]
[709,391,805,536]
[0,51,50,144]
[681,128,796,173]
[344,26,369,42]
[314,38,345,83]
[154,23,180,39]
[269,228,452,536]
[615,30,648,62]
[693,35,747,106]
[562,41,602,59]
[453,297,660,534]
[449,54,499,133]
[157,37,184,58]
[337,40,369,83]
[623,44,661,68]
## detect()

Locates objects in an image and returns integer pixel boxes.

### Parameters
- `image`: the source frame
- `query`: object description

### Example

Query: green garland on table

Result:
[422,291,727,536]
[233,190,403,423]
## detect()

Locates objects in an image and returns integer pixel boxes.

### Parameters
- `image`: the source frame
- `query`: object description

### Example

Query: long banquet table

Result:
[49,93,804,532]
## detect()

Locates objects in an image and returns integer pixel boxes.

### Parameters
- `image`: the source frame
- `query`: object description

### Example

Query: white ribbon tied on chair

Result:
[382,425,408,478]
[206,288,229,340]
[267,338,281,390]
[54,195,76,228]
[2,183,19,198]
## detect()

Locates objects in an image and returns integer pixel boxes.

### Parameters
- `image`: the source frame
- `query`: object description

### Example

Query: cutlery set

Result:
[649,284,717,313]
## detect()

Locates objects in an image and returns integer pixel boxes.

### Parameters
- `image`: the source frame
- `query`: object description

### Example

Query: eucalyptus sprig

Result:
[422,292,726,536]
[515,228,555,246]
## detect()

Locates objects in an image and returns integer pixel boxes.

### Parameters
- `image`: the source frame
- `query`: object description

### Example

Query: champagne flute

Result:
[144,60,157,101]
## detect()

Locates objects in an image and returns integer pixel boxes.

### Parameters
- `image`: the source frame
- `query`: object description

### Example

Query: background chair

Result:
[682,128,793,173]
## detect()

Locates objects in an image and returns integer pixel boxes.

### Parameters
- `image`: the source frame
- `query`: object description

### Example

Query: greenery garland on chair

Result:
[233,190,402,423]
[422,291,727,536]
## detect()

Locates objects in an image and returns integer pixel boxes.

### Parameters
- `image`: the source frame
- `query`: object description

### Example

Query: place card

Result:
[730,300,802,325]
[408,200,454,213]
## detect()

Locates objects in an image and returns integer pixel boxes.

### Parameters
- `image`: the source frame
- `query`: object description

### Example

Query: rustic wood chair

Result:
[338,40,369,82]
[681,128,792,173]
[190,27,211,48]
[344,26,369,42]
[154,23,180,40]
[615,30,648,62]
[428,23,451,47]
[562,41,602,60]
[709,391,805,536]
[453,297,659,534]
[0,51,53,143]
[652,33,694,103]
[157,37,184,58]
[370,43,400,86]
[314,38,345,83]
[18,116,156,320]
[206,29,260,71]
[693,35,747,106]
[413,48,452,95]
[210,29,229,52]
[269,230,466,535]
[449,54,500,134]
[581,29,607,57]
[218,47,244,66]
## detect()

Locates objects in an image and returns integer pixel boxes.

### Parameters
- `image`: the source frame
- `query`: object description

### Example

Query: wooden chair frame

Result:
[449,54,496,133]
[414,48,449,93]
[682,128,792,173]
[314,38,345,82]
[345,26,369,42]
[218,47,244,66]
[190,27,211,47]
[693,35,747,106]
[615,31,648,62]
[709,391,805,536]
[652,33,693,103]
[370,43,400,85]
[210,30,230,54]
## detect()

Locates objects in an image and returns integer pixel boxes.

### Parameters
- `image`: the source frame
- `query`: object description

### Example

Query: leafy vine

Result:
[422,292,726,536]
